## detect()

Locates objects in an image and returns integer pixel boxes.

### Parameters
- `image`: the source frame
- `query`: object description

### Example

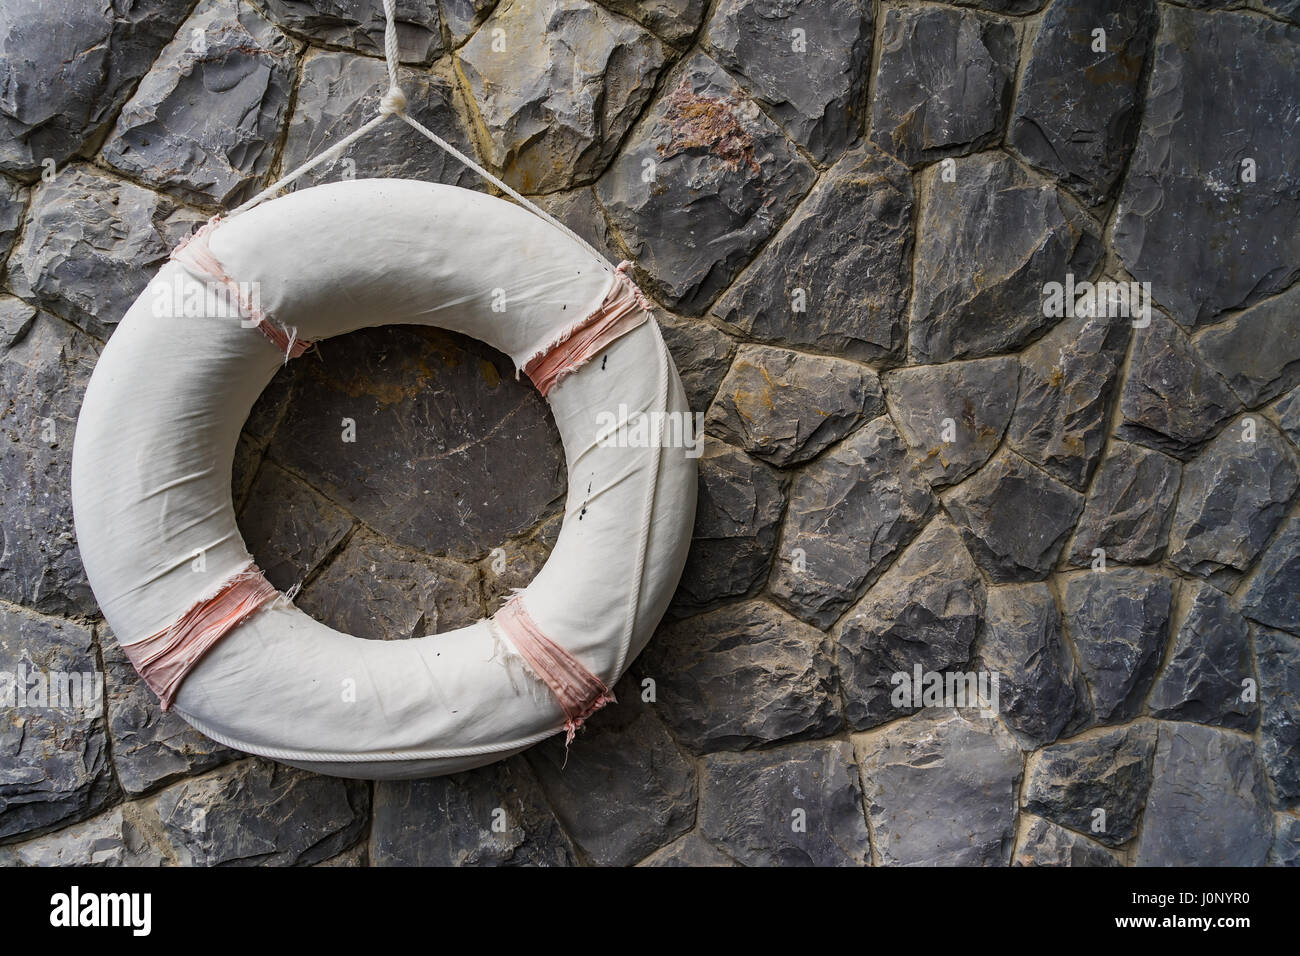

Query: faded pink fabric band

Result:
[123,564,278,710]
[523,261,652,397]
[171,218,311,361]
[493,595,616,742]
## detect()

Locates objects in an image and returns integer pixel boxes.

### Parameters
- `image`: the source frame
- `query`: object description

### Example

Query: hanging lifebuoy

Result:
[70,178,697,779]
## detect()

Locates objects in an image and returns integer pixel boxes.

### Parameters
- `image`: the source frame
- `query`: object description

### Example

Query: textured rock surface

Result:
[603,0,708,47]
[238,462,354,592]
[259,0,443,63]
[1196,284,1300,407]
[1068,442,1181,566]
[1240,517,1300,636]
[1013,816,1120,867]
[856,711,1022,866]
[909,153,1101,363]
[0,805,163,866]
[1256,628,1300,807]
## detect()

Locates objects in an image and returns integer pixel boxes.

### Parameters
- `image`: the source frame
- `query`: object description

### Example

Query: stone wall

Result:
[1,0,1298,866]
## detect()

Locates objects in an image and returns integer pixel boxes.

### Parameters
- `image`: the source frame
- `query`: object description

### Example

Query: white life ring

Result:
[71,178,696,779]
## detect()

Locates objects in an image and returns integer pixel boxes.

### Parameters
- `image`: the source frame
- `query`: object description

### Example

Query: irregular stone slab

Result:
[1061,568,1172,723]
[478,515,559,613]
[440,0,496,46]
[1271,814,1300,867]
[1022,722,1157,846]
[1195,283,1300,406]
[855,710,1022,866]
[655,312,736,412]
[1009,0,1157,204]
[1013,816,1121,867]
[639,831,736,866]
[8,167,204,338]
[297,529,481,641]
[884,357,1017,487]
[712,146,912,362]
[1135,722,1273,865]
[0,604,116,844]
[836,519,985,731]
[0,313,100,616]
[0,0,192,174]
[671,440,784,614]
[238,461,353,592]
[1148,583,1257,729]
[1240,517,1300,636]
[1117,314,1243,458]
[704,0,871,161]
[101,0,297,206]
[944,451,1083,582]
[151,759,368,866]
[282,52,482,193]
[771,416,935,627]
[602,0,708,47]
[268,324,565,559]
[1277,385,1300,451]
[0,805,164,867]
[0,178,24,265]
[699,742,870,866]
[371,757,576,865]
[1114,7,1300,328]
[596,53,816,313]
[1068,442,1181,567]
[909,153,1101,363]
[1167,417,1299,587]
[645,600,840,751]
[458,0,668,193]
[526,689,696,866]
[705,345,883,467]
[953,0,1046,11]
[978,583,1085,748]
[0,297,36,350]
[1256,628,1300,807]
[260,0,442,63]
[537,186,626,266]
[1007,311,1130,489]
[102,631,236,796]
[869,6,1016,165]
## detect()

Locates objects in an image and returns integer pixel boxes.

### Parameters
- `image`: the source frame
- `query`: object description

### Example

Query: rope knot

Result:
[379,86,407,116]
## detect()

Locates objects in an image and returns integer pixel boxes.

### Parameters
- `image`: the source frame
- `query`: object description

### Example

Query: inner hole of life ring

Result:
[233,323,565,642]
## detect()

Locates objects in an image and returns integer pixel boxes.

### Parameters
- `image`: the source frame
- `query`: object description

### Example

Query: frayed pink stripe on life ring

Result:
[122,564,278,710]
[523,261,652,397]
[493,595,616,743]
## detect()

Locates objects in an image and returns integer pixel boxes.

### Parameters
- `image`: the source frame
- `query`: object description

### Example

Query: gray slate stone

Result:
[1062,568,1172,723]
[259,0,443,63]
[8,167,204,338]
[596,53,816,313]
[855,710,1022,866]
[978,583,1086,749]
[0,806,163,867]
[1022,722,1157,846]
[705,344,883,467]
[537,187,626,266]
[1006,311,1130,489]
[671,439,784,615]
[238,461,354,592]
[836,519,986,731]
[0,605,116,844]
[1277,385,1300,451]
[944,451,1083,582]
[1117,314,1243,458]
[1256,628,1300,807]
[0,297,36,350]
[440,0,496,46]
[0,177,24,266]
[1113,7,1300,328]
[1068,442,1181,566]
[1009,0,1157,205]
[1271,814,1300,867]
[371,757,576,866]
[1013,816,1121,867]
[699,741,871,866]
[655,312,736,412]
[771,416,935,627]
[639,831,736,866]
[884,357,1018,487]
[602,0,708,47]
[1195,282,1300,407]
[644,600,841,751]
[152,759,368,866]
[1148,583,1257,730]
[869,6,1017,165]
[909,152,1102,363]
[458,0,668,193]
[0,0,192,175]
[268,324,564,559]
[1167,416,1299,587]
[282,52,482,193]
[101,0,297,206]
[711,146,913,362]
[705,0,871,161]
[1135,721,1273,865]
[0,313,100,616]
[1240,517,1300,636]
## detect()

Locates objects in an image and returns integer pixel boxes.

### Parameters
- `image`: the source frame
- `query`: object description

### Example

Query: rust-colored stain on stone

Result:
[657,83,760,176]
